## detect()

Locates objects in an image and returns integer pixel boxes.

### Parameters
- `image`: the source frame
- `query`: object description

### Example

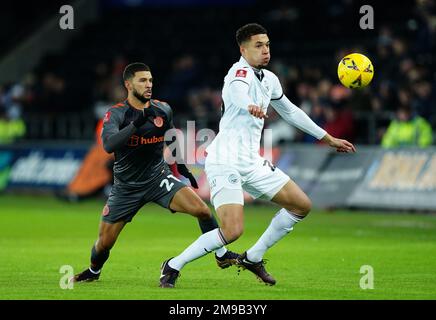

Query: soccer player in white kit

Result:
[159,23,355,288]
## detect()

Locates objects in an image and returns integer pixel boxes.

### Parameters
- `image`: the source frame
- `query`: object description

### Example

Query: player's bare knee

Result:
[193,203,211,220]
[284,197,312,216]
[296,198,312,216]
[231,226,244,242]
[222,225,243,243]
[98,236,116,251]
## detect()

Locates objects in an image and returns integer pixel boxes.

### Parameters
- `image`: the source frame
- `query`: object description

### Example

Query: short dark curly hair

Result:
[123,62,151,81]
[236,23,268,46]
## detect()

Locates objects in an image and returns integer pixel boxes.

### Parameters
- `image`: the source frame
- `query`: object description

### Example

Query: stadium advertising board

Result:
[307,148,376,208]
[277,145,330,192]
[0,150,13,191]
[348,149,436,210]
[275,146,436,211]
[0,145,88,190]
[2,144,436,210]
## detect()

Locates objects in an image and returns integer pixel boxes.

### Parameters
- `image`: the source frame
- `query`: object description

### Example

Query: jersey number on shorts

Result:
[160,174,181,191]
[263,160,276,172]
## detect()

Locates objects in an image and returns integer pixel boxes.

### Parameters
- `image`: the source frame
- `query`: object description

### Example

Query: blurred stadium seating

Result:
[0,0,435,145]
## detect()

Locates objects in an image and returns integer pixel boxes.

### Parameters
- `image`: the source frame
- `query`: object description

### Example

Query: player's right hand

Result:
[133,105,156,128]
[142,107,156,118]
[248,105,268,119]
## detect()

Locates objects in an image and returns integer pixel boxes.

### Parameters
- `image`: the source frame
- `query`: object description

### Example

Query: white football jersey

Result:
[206,56,283,166]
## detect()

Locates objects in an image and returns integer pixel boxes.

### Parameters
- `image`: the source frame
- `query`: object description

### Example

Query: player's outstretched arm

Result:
[270,95,356,153]
[270,94,326,140]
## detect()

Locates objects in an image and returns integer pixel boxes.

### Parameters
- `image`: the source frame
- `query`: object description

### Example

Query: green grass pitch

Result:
[1,194,435,300]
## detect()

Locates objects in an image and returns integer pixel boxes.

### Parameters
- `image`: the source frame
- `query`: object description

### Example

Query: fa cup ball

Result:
[337,53,374,89]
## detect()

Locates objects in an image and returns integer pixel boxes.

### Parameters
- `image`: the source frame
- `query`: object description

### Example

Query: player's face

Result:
[129,71,153,102]
[241,34,270,68]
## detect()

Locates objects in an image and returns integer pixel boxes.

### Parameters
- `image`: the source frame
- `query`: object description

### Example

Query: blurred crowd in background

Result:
[0,0,435,147]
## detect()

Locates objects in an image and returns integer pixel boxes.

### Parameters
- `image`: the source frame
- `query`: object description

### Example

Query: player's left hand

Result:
[322,134,356,153]
[177,164,199,189]
[330,138,356,153]
[248,105,268,119]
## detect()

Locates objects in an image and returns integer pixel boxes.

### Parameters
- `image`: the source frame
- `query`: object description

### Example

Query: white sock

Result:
[169,228,227,271]
[246,208,303,262]
[215,246,227,258]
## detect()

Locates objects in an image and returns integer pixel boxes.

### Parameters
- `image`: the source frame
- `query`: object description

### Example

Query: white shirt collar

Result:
[239,56,263,73]
[239,56,250,67]
[239,56,264,82]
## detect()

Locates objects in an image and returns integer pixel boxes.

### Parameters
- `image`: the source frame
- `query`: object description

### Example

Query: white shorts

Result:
[205,157,290,209]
